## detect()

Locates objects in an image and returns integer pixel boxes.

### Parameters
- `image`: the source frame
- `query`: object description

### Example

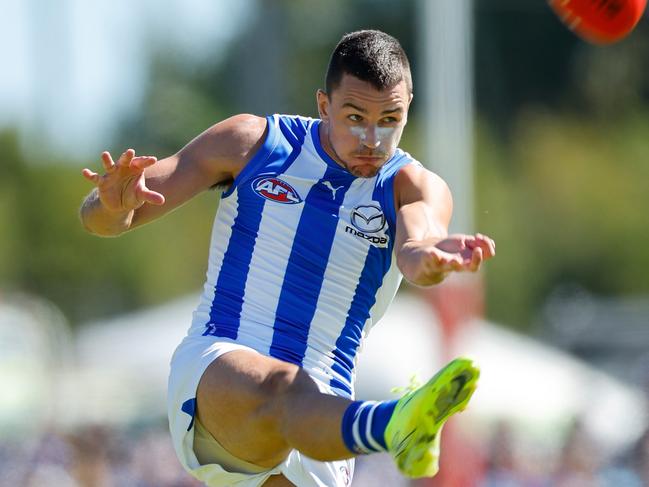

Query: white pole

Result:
[419,0,475,234]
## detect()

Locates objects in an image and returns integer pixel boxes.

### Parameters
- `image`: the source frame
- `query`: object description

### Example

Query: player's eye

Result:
[347,114,363,122]
[381,117,398,124]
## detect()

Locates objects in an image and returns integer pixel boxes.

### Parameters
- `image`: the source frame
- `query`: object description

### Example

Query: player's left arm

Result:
[394,163,495,286]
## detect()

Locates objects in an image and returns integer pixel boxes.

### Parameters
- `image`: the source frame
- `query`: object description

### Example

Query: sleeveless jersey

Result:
[189,114,422,398]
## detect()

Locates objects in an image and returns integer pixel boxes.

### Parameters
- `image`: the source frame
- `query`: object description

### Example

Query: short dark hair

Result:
[325,30,412,95]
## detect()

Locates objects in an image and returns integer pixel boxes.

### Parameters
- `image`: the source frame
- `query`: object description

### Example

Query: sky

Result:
[0,0,253,159]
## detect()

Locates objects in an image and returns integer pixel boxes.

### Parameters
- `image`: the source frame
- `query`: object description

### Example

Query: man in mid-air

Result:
[80,30,495,487]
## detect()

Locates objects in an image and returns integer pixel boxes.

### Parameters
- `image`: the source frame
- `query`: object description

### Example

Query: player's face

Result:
[317,74,412,178]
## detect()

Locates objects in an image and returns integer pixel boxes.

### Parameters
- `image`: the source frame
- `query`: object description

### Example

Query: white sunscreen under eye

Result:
[350,126,367,140]
[375,126,396,141]
[349,126,396,144]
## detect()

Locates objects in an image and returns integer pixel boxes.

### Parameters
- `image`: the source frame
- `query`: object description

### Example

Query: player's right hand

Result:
[81,149,165,213]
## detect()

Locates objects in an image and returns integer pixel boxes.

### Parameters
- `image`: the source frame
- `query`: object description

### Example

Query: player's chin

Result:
[350,167,379,178]
[347,160,383,178]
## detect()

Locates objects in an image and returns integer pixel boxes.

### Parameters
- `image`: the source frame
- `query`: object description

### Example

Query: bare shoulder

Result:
[178,114,268,179]
[394,162,452,210]
[204,114,267,160]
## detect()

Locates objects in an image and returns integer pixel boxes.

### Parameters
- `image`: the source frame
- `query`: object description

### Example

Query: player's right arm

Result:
[79,114,267,236]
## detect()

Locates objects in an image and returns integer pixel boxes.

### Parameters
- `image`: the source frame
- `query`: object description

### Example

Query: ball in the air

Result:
[549,0,647,44]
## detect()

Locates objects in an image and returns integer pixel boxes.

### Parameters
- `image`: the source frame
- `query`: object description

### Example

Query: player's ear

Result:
[316,89,330,121]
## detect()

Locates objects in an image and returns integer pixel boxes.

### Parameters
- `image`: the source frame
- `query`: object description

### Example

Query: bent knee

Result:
[253,367,319,424]
[259,367,300,397]
[196,352,317,433]
[196,353,309,425]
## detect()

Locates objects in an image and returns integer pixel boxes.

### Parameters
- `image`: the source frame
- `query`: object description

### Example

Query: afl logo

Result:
[252,176,302,204]
[351,204,385,233]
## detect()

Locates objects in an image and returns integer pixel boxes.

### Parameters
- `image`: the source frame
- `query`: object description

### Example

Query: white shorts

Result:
[167,335,355,487]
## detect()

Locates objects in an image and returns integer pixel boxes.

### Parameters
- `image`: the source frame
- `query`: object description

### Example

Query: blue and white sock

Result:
[341,400,398,454]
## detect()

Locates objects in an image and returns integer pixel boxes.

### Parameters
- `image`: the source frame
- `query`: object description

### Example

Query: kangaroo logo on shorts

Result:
[339,465,351,486]
[351,204,385,233]
[252,176,302,204]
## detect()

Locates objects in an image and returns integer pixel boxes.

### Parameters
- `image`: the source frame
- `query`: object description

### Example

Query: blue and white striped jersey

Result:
[189,114,421,398]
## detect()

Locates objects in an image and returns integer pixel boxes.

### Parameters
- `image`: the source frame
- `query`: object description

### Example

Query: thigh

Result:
[196,349,320,468]
[262,474,295,487]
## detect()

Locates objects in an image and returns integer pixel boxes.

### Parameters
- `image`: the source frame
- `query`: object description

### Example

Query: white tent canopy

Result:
[0,296,72,437]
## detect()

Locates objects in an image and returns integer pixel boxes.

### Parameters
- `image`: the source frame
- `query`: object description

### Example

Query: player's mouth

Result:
[353,155,385,164]
[348,155,385,178]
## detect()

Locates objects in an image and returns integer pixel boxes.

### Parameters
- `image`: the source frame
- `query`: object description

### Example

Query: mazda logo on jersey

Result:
[350,204,386,233]
[252,176,302,204]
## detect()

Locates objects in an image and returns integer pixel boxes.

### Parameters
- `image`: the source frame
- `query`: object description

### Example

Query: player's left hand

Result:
[398,233,495,286]
[434,233,496,273]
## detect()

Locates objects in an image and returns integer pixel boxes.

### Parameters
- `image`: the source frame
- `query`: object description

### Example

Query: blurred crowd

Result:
[2,419,649,487]
[0,423,201,487]
[477,419,649,487]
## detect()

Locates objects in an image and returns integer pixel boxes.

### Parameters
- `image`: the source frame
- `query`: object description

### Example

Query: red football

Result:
[549,0,647,44]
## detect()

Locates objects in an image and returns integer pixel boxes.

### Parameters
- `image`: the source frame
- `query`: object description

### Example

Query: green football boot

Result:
[384,357,480,478]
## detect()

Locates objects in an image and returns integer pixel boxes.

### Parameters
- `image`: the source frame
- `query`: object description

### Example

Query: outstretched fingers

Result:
[468,246,483,272]
[138,186,166,206]
[433,250,464,273]
[117,148,135,167]
[131,155,158,170]
[433,245,485,274]
[85,151,157,180]
[101,151,116,172]
[477,233,495,257]
[81,168,100,184]
[467,233,496,259]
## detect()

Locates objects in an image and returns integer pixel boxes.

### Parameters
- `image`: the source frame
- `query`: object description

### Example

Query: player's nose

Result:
[362,126,381,149]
